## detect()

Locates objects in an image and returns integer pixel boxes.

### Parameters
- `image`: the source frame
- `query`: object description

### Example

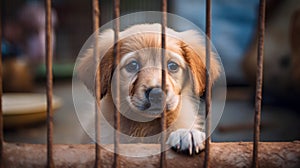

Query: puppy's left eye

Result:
[167,61,179,73]
[126,60,140,73]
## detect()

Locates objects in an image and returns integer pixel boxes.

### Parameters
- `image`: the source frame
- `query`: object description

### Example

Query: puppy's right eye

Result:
[125,60,139,73]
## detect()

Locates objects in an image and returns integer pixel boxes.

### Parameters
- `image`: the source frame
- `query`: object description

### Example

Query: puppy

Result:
[77,24,220,155]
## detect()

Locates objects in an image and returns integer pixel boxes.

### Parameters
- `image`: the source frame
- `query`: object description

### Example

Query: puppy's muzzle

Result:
[144,87,166,115]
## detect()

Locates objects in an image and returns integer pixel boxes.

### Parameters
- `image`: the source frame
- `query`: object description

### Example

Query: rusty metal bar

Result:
[92,0,101,167]
[113,0,121,167]
[204,0,212,167]
[160,0,167,168]
[252,0,266,167]
[4,142,300,168]
[45,0,54,167]
[0,2,3,167]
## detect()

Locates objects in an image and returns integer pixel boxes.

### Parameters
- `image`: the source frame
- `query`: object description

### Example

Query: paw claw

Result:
[189,146,192,155]
[167,129,206,155]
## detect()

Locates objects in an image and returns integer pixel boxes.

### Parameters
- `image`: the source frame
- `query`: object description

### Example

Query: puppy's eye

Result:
[167,61,179,73]
[125,60,139,73]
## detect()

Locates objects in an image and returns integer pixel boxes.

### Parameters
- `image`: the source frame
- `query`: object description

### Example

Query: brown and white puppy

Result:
[77,24,220,155]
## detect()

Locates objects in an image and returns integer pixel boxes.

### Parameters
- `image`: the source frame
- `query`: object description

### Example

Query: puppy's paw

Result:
[166,129,205,155]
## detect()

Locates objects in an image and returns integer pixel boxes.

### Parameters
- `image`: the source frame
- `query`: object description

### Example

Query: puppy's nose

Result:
[146,88,164,104]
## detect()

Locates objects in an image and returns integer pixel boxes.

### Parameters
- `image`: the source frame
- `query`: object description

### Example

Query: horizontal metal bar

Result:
[2,142,300,168]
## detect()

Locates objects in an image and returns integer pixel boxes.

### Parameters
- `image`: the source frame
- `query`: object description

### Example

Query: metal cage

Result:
[1,0,299,168]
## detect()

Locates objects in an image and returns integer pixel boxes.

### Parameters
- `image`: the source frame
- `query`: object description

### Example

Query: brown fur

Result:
[77,24,220,141]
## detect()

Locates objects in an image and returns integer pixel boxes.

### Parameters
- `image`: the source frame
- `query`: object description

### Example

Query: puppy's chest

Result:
[120,117,163,137]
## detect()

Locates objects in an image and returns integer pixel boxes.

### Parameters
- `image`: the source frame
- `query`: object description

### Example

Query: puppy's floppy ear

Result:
[179,30,220,96]
[76,29,115,99]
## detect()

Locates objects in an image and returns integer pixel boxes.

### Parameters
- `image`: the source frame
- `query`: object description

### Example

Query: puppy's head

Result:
[115,47,188,119]
[77,24,220,120]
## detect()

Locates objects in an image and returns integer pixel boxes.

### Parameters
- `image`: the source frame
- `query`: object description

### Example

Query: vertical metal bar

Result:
[160,0,167,167]
[113,0,120,167]
[204,0,212,167]
[45,0,54,167]
[0,2,3,167]
[253,0,266,167]
[92,0,101,167]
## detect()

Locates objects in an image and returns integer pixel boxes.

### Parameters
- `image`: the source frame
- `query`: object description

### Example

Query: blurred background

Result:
[1,0,300,144]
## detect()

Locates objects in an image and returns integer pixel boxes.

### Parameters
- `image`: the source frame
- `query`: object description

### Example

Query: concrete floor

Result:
[4,81,300,144]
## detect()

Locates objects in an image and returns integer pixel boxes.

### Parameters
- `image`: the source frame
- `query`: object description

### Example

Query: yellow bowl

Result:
[3,93,62,128]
